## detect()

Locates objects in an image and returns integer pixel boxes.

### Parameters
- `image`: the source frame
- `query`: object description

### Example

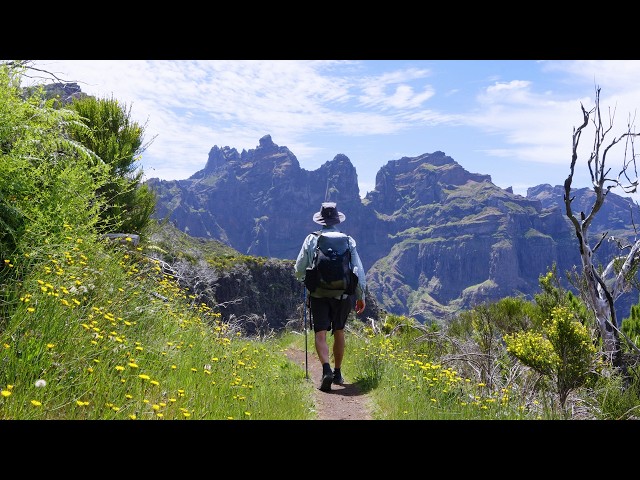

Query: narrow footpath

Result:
[285,348,374,420]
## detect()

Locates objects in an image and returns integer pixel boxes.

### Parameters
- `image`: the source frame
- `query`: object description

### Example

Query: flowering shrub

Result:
[504,306,597,409]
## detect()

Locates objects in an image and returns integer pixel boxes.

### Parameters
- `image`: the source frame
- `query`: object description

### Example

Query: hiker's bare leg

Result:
[315,330,330,365]
[333,329,345,369]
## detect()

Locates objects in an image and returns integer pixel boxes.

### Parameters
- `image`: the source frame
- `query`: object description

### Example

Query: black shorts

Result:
[309,296,351,333]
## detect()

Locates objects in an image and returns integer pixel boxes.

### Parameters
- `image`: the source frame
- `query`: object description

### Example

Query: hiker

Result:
[294,202,366,392]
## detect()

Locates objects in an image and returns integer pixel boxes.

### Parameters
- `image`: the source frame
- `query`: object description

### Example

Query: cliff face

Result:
[148,135,640,323]
[361,159,576,321]
[145,220,384,332]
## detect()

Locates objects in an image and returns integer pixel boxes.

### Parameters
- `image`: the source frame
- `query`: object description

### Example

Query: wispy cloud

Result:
[28,59,640,200]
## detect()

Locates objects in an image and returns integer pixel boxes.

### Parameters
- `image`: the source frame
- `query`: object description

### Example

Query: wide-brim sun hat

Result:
[312,202,346,226]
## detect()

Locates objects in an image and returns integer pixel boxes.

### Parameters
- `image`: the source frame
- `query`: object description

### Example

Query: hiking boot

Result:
[319,372,334,392]
[333,372,344,385]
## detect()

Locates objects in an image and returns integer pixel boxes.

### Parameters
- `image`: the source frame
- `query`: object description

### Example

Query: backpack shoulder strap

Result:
[311,231,322,247]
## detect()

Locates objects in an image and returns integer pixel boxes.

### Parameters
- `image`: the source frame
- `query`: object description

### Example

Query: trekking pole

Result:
[303,284,309,380]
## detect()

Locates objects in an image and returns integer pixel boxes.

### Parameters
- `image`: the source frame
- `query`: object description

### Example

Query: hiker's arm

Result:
[294,234,316,282]
[349,238,367,301]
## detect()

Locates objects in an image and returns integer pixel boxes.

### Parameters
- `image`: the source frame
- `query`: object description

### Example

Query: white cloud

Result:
[26,59,640,202]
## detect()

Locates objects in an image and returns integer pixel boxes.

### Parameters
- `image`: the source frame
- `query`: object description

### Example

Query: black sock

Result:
[334,368,341,376]
[322,363,332,375]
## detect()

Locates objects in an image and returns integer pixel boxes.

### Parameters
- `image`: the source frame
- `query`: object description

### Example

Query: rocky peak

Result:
[527,183,638,233]
[365,151,492,214]
[258,134,276,150]
[195,145,241,178]
[37,82,87,106]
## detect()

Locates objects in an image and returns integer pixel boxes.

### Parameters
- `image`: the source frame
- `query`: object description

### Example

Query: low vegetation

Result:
[2,60,640,420]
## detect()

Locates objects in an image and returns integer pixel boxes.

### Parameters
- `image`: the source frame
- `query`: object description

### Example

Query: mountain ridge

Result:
[146,134,640,324]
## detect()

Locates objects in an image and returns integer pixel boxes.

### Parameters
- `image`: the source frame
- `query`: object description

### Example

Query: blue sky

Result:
[27,60,640,200]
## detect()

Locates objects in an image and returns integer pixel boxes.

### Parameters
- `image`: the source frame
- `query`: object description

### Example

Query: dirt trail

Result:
[285,348,374,420]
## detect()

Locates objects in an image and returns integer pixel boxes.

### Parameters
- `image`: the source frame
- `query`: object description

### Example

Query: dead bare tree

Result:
[564,86,640,375]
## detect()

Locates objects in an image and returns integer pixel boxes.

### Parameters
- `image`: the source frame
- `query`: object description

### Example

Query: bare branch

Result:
[592,231,608,254]
[2,60,94,89]
[562,85,640,378]
[565,100,592,234]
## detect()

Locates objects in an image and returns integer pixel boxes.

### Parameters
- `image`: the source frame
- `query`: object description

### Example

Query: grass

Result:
[334,331,532,420]
[2,231,639,420]
[0,234,314,420]
[289,316,640,420]
[285,325,552,420]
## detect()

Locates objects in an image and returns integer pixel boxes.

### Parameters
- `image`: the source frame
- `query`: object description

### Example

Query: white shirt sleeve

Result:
[294,233,317,282]
[348,236,366,301]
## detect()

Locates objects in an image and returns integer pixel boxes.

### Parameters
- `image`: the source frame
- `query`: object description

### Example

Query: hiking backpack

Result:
[304,230,358,297]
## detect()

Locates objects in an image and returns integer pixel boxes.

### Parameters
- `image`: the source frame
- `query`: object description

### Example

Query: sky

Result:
[25,60,640,201]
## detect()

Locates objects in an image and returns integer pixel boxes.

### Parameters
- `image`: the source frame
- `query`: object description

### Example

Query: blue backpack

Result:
[304,230,358,297]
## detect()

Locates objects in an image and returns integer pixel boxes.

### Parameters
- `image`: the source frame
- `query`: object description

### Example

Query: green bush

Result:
[504,305,597,412]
